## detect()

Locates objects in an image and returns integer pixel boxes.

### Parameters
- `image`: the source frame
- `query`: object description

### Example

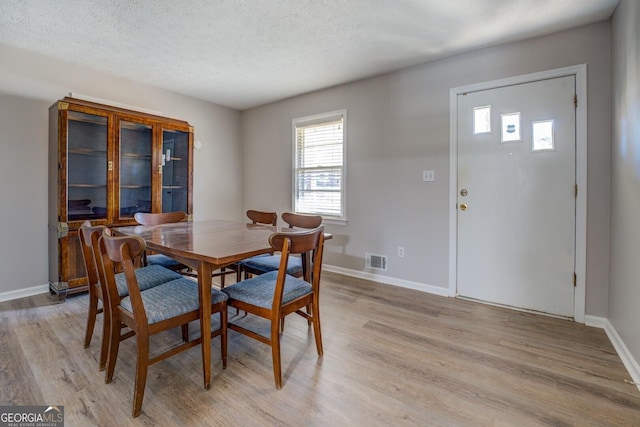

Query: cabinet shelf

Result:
[68,184,107,188]
[121,153,152,159]
[121,185,151,189]
[68,148,107,156]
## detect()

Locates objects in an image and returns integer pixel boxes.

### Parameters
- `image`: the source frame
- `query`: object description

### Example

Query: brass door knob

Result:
[459,203,468,211]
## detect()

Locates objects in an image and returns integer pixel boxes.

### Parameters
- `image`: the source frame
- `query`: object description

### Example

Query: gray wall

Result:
[241,21,612,317]
[0,43,243,295]
[610,0,640,368]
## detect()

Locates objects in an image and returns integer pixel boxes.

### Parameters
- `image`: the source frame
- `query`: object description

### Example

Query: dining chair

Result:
[239,212,322,279]
[98,230,228,417]
[79,221,184,371]
[222,226,325,389]
[225,210,278,282]
[133,211,188,271]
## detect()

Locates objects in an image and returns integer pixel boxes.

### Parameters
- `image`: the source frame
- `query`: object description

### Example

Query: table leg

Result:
[198,261,212,389]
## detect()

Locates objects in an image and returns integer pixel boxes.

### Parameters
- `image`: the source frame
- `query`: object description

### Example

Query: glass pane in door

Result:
[67,111,108,221]
[162,129,189,213]
[120,121,152,219]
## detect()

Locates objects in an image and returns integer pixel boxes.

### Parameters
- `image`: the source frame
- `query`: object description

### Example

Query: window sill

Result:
[322,217,347,226]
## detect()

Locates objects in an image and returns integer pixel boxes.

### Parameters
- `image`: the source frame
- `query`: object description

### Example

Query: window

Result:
[473,105,491,134]
[532,120,554,151]
[293,110,346,222]
[501,112,521,142]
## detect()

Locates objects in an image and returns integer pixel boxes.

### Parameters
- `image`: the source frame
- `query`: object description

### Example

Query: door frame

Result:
[448,64,587,323]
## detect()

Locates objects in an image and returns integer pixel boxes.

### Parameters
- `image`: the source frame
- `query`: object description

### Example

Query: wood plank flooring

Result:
[1,272,639,426]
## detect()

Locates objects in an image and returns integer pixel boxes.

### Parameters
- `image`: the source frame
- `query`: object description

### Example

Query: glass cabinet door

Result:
[67,111,108,221]
[161,129,190,213]
[119,120,153,220]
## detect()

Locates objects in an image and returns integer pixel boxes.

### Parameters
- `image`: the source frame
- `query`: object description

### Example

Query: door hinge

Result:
[573,273,577,287]
[575,184,578,197]
[574,94,577,108]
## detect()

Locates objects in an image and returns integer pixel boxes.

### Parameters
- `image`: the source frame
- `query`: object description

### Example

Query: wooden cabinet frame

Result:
[48,97,193,300]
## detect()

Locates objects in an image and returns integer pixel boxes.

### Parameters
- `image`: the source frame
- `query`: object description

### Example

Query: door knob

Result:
[459,203,468,211]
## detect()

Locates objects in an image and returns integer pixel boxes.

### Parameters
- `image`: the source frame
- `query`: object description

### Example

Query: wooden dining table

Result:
[114,219,281,389]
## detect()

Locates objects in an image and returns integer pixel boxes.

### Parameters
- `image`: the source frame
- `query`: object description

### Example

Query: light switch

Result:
[423,170,435,182]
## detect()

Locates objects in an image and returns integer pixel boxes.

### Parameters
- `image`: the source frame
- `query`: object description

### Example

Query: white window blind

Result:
[293,111,345,220]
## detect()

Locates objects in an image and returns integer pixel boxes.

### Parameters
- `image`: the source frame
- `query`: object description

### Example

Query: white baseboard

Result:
[584,315,608,329]
[583,315,640,392]
[322,264,450,297]
[0,283,50,303]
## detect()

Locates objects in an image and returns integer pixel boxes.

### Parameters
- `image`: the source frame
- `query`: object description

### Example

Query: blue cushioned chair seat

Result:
[114,265,183,297]
[146,253,184,268]
[240,255,303,276]
[222,271,311,309]
[120,277,228,324]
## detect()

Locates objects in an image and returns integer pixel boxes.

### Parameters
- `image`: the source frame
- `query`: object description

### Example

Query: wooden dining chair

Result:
[225,210,278,282]
[79,221,183,371]
[222,226,325,389]
[239,212,322,279]
[133,211,188,271]
[98,231,228,417]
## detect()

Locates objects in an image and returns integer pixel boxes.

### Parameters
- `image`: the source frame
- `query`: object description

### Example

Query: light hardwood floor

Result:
[1,272,639,426]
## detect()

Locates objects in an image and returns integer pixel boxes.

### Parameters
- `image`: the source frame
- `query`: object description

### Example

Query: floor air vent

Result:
[366,253,387,271]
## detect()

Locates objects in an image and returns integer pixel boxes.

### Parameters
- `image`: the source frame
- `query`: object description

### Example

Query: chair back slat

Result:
[134,211,186,226]
[246,210,278,226]
[281,212,322,229]
[269,227,323,255]
[101,234,146,263]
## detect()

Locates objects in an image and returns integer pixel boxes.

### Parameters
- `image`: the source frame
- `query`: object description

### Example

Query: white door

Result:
[456,76,576,317]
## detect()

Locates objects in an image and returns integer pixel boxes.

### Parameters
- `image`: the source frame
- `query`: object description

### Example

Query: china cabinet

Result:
[48,97,193,300]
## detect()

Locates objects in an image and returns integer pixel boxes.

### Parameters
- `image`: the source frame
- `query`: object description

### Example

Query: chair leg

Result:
[98,300,112,371]
[220,269,226,288]
[105,318,121,384]
[181,324,189,342]
[132,331,150,418]
[311,299,323,357]
[220,306,228,369]
[84,293,99,348]
[271,316,283,389]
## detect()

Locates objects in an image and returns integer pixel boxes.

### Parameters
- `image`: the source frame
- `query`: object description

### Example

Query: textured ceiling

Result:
[0,0,618,110]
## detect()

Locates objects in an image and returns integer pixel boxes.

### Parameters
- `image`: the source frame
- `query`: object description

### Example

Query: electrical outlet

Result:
[397,246,405,258]
[423,170,435,182]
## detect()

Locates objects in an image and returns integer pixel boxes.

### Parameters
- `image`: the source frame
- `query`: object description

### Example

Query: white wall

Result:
[610,0,640,372]
[0,43,242,295]
[241,21,612,316]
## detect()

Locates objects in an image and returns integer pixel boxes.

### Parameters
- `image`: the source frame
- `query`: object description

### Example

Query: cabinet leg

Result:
[49,281,69,303]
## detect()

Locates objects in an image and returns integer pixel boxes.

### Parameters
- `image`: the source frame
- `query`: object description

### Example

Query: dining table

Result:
[114,219,282,389]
